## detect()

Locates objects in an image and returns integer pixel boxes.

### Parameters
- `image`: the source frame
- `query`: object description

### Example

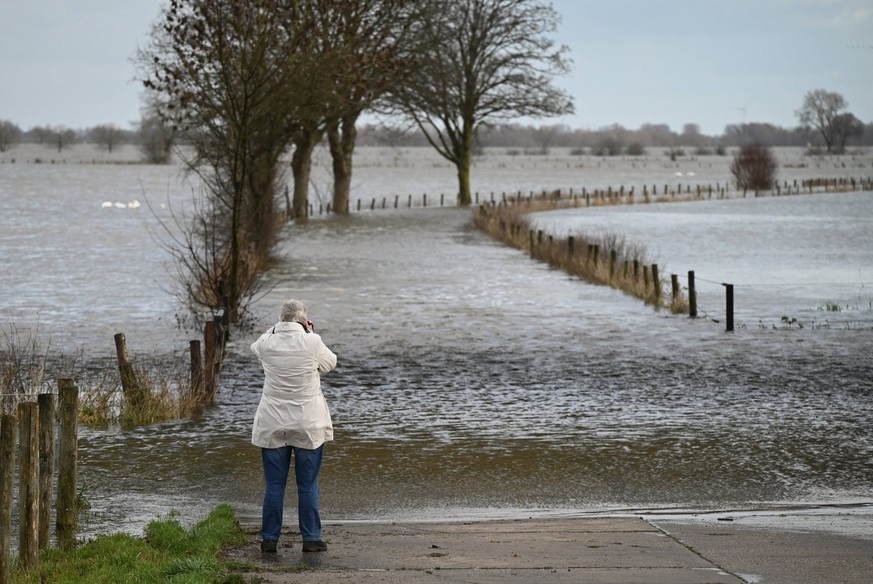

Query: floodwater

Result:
[1,147,872,540]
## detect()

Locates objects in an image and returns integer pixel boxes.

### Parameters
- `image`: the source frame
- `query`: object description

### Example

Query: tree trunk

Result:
[327,114,359,215]
[290,128,320,224]
[455,119,475,206]
[229,176,243,322]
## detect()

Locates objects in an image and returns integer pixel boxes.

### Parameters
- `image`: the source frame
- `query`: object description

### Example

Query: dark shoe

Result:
[260,539,278,553]
[302,539,328,552]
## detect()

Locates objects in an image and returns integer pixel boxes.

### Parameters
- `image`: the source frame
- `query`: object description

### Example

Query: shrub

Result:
[626,142,645,156]
[592,137,622,156]
[730,143,777,191]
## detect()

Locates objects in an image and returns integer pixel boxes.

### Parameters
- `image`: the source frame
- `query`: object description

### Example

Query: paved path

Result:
[224,515,872,583]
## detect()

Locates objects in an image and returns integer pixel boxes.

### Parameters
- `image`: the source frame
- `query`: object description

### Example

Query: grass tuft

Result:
[11,504,247,584]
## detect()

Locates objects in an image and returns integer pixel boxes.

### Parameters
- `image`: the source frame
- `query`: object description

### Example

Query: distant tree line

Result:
[3,93,869,161]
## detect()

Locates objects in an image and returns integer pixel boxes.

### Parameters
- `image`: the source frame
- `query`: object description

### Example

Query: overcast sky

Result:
[1,0,870,135]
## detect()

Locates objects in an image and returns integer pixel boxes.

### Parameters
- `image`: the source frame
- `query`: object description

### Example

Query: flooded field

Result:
[1,146,872,538]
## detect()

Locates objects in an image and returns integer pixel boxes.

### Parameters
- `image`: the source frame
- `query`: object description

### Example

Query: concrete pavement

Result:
[225,515,873,583]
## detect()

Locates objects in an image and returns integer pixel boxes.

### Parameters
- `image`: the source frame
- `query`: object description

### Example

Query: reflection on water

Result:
[71,207,873,538]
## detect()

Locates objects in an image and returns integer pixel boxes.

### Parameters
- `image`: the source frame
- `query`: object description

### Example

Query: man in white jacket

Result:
[251,299,337,553]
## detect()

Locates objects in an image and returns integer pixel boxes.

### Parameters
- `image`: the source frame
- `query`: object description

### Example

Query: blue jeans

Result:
[261,445,324,542]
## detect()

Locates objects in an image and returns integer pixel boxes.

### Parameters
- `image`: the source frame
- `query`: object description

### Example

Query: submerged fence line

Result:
[473,184,873,333]
[303,175,873,217]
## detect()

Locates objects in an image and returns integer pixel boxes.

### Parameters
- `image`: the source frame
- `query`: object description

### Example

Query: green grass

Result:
[11,505,250,584]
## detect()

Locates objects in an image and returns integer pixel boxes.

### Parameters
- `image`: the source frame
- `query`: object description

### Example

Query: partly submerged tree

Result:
[137,104,176,164]
[318,0,423,214]
[830,112,864,154]
[387,0,573,205]
[45,126,78,153]
[730,143,777,192]
[0,119,22,152]
[137,0,321,322]
[795,89,850,153]
[89,123,127,153]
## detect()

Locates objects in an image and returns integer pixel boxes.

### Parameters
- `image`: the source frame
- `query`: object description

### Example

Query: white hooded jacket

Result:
[251,321,337,449]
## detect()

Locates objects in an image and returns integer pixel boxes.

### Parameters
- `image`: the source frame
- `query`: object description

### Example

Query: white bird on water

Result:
[101,199,141,209]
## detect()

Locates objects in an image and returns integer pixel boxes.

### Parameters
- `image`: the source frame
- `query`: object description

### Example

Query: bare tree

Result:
[316,0,423,215]
[795,89,849,153]
[45,126,78,153]
[137,0,320,321]
[831,112,864,154]
[89,123,127,153]
[730,143,777,191]
[0,120,22,152]
[388,0,573,205]
[137,108,176,164]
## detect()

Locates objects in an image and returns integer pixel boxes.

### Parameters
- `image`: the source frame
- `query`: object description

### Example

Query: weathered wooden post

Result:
[651,264,661,304]
[204,321,217,404]
[56,379,78,551]
[18,401,39,570]
[37,393,56,550]
[370,198,375,210]
[671,274,680,306]
[609,249,617,280]
[529,230,535,257]
[357,199,361,212]
[592,245,600,266]
[0,413,16,584]
[190,340,203,399]
[688,271,697,318]
[114,333,143,411]
[724,284,734,332]
[568,236,574,255]
[423,193,427,207]
[394,195,399,209]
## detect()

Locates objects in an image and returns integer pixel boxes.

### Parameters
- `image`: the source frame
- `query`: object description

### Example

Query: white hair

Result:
[279,299,308,324]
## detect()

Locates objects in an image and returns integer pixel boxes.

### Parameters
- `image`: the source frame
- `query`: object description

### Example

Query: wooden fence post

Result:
[724,284,734,332]
[17,401,39,571]
[190,340,203,399]
[671,274,680,306]
[57,379,79,551]
[568,236,574,255]
[204,321,217,404]
[37,393,56,550]
[688,271,697,318]
[651,264,661,304]
[0,414,16,584]
[114,333,143,410]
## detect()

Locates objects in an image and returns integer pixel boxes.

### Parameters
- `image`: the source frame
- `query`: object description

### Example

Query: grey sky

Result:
[1,0,870,135]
